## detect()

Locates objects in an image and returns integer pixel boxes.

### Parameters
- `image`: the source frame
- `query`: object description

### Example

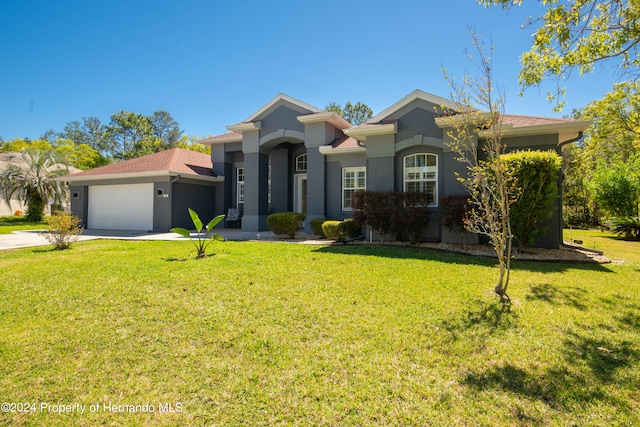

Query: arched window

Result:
[403,153,437,206]
[295,153,307,172]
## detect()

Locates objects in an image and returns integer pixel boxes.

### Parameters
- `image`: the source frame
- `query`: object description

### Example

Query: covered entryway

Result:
[88,183,154,230]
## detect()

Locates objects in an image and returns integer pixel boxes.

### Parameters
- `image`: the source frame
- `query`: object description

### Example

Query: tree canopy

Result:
[325,102,373,125]
[0,138,108,170]
[0,149,70,221]
[480,0,640,110]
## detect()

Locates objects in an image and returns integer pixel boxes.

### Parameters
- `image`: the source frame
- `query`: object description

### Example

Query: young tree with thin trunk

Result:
[439,32,515,300]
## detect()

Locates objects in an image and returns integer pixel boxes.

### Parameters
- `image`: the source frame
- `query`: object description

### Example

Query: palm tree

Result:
[0,149,70,221]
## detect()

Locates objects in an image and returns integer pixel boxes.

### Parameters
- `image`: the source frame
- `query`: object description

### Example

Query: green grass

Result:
[0,216,45,234]
[0,234,639,426]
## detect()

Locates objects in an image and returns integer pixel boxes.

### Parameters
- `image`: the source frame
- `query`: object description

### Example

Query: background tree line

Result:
[0,110,210,171]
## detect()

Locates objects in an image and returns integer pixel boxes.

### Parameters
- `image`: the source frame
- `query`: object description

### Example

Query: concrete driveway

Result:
[0,229,277,251]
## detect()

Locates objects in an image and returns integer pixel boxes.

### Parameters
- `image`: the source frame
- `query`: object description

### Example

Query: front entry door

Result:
[294,174,307,214]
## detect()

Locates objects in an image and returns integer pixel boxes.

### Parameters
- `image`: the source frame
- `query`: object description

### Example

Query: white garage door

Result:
[88,184,154,230]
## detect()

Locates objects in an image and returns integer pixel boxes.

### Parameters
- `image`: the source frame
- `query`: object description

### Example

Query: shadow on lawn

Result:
[463,332,639,411]
[526,283,589,311]
[314,244,614,273]
[441,300,519,343]
[462,296,640,417]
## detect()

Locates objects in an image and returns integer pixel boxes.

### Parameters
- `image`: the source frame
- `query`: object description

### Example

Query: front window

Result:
[236,167,245,211]
[404,153,437,206]
[342,167,366,211]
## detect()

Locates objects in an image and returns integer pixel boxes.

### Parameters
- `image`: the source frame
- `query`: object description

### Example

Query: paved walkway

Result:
[0,228,278,251]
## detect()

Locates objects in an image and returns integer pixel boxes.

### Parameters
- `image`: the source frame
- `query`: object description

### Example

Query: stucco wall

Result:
[170,182,217,230]
[325,153,366,220]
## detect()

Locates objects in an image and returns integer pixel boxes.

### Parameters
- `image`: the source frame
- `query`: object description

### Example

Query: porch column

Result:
[242,151,270,232]
[305,146,325,227]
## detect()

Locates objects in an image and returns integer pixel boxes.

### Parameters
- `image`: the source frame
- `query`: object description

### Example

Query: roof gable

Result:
[368,90,464,124]
[242,93,322,123]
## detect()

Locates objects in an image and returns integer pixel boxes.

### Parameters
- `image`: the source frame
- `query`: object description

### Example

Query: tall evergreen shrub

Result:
[502,150,562,248]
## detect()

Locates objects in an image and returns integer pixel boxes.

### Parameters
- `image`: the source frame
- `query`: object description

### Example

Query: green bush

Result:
[588,160,640,218]
[610,216,640,239]
[266,212,306,239]
[502,150,562,248]
[322,220,344,241]
[342,218,362,238]
[309,218,328,237]
[40,211,83,250]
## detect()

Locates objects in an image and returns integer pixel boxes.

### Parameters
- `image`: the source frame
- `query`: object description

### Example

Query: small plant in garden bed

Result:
[170,208,225,258]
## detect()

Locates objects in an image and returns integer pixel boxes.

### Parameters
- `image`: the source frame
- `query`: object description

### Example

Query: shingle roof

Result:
[64,148,214,178]
[331,136,360,149]
[501,114,579,128]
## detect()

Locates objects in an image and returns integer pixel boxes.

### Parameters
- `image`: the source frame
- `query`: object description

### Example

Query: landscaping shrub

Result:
[321,219,361,242]
[309,218,328,237]
[266,212,306,239]
[41,211,83,250]
[322,220,344,242]
[399,192,430,244]
[352,191,400,242]
[353,191,431,243]
[341,218,362,239]
[440,194,471,247]
[610,216,640,239]
[502,150,562,249]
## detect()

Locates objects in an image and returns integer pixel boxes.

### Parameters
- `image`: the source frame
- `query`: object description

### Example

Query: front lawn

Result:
[0,236,638,426]
[0,216,45,234]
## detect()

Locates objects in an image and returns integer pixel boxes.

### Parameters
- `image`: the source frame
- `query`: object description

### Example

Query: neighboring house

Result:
[198,90,589,248]
[0,152,80,216]
[61,148,223,231]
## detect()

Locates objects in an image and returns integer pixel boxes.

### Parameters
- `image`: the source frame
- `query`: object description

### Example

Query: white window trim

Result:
[342,166,366,211]
[236,167,245,210]
[295,153,307,172]
[403,153,438,207]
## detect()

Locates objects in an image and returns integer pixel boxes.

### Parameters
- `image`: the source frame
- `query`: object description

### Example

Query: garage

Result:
[88,183,154,230]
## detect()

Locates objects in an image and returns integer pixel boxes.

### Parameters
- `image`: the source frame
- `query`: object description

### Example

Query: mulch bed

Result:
[261,234,611,264]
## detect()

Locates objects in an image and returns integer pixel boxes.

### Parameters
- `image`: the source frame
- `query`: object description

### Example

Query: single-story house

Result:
[200,90,589,248]
[61,148,223,230]
[63,90,590,248]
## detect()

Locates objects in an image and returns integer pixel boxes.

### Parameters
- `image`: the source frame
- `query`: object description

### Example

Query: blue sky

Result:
[0,0,617,141]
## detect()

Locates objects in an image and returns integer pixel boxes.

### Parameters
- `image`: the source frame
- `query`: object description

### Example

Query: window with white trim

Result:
[236,167,245,211]
[296,153,307,172]
[342,167,366,211]
[403,153,437,206]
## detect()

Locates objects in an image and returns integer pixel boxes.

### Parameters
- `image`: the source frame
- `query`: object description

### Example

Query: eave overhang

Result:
[58,170,225,184]
[343,122,397,140]
[297,111,352,129]
[226,121,262,133]
[198,133,242,145]
[318,146,366,155]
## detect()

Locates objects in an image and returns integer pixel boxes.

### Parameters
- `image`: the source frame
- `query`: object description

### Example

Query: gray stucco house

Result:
[63,90,589,248]
[199,90,589,248]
